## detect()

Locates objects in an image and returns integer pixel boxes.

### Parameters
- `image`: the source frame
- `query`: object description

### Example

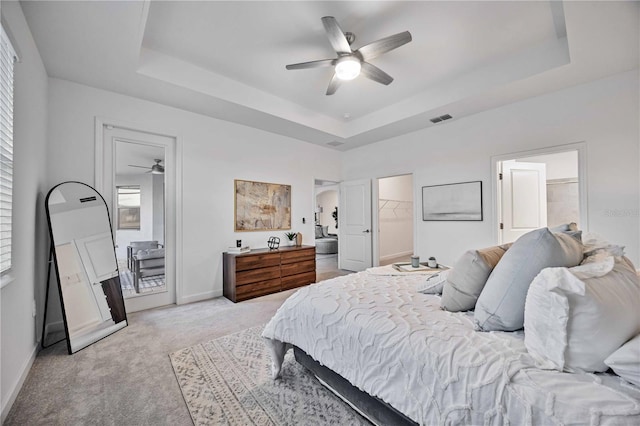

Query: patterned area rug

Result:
[169,326,370,425]
[119,269,165,292]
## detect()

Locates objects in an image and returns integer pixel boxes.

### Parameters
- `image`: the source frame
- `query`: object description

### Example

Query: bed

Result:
[262,269,640,425]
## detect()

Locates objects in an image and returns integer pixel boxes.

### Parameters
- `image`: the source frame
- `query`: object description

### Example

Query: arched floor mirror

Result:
[44,181,127,354]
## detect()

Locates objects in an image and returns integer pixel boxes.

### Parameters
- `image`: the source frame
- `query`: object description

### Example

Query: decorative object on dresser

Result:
[422,180,483,221]
[223,246,316,302]
[234,179,291,231]
[267,236,280,249]
[295,232,302,246]
[284,232,297,246]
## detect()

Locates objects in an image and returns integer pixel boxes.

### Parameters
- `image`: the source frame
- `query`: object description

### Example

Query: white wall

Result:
[378,174,414,260]
[518,150,579,180]
[47,78,341,304]
[342,71,640,267]
[0,1,49,420]
[152,174,164,244]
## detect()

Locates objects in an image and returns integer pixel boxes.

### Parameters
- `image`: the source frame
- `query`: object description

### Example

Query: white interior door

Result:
[74,232,118,321]
[500,160,547,243]
[339,179,373,271]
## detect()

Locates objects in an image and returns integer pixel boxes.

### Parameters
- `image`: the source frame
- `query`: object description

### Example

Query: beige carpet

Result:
[170,325,369,425]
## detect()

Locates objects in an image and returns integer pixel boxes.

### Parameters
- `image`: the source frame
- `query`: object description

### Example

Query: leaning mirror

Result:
[46,181,127,354]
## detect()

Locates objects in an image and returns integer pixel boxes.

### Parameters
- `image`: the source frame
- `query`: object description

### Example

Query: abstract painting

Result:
[422,181,483,221]
[235,180,291,231]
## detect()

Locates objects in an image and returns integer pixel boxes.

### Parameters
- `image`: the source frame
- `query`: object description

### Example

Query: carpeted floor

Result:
[4,290,301,425]
[170,326,368,425]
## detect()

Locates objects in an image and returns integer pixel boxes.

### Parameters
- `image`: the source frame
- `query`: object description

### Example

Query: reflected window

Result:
[117,186,140,230]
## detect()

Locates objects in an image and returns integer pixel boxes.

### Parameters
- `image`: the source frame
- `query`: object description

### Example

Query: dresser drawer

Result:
[281,248,315,264]
[236,265,281,285]
[281,259,315,277]
[236,253,281,271]
[237,278,281,298]
[282,271,316,291]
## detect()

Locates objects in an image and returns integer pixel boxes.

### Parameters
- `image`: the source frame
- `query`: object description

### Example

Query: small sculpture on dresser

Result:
[268,236,280,250]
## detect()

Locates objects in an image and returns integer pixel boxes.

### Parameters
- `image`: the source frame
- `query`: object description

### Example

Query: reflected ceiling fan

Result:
[128,159,164,174]
[286,16,412,95]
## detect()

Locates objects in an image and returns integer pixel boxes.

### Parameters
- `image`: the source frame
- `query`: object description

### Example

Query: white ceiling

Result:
[115,139,164,176]
[20,1,639,151]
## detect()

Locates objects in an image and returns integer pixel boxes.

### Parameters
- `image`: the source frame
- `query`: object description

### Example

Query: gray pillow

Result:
[474,228,583,331]
[321,226,329,237]
[441,244,511,312]
[315,226,323,238]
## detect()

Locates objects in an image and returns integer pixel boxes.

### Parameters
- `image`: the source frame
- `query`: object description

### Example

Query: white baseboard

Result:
[177,289,222,305]
[379,250,413,262]
[1,343,38,423]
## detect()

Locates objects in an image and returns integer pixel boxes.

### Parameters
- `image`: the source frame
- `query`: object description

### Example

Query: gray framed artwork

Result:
[422,181,483,221]
[234,179,292,231]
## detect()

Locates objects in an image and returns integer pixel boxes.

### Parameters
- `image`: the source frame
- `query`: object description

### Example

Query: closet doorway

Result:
[495,145,586,244]
[377,174,414,266]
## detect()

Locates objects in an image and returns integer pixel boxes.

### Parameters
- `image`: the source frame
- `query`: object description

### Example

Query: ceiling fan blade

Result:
[321,16,352,54]
[326,73,341,95]
[356,31,412,61]
[286,59,335,70]
[128,165,151,169]
[361,62,394,85]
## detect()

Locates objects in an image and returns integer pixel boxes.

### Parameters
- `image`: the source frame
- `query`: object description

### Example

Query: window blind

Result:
[0,26,16,274]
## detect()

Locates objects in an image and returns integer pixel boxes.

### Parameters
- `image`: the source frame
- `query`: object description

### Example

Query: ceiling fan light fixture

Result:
[335,57,361,80]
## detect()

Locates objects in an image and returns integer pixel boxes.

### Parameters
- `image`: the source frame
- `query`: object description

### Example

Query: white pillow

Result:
[417,270,450,294]
[605,334,640,387]
[524,255,640,372]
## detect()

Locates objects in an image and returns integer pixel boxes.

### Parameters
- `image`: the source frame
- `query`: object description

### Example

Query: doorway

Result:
[97,124,177,313]
[114,141,165,298]
[314,179,349,280]
[497,147,584,243]
[377,174,414,265]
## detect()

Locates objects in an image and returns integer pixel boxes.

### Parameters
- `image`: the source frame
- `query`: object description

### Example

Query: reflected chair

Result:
[127,240,162,270]
[131,248,165,293]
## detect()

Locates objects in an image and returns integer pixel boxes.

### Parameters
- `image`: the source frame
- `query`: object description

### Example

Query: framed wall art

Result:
[234,179,292,231]
[422,181,483,221]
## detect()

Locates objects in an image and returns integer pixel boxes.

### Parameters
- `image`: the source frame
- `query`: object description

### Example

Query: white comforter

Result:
[262,271,640,425]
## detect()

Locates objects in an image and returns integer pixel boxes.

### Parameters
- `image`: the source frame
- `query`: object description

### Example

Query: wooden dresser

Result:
[223,245,316,302]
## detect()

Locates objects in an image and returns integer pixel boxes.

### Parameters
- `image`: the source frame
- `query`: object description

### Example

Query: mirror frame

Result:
[45,181,128,354]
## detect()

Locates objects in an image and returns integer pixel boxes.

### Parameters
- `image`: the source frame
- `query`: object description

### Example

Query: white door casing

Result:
[500,160,547,243]
[339,179,373,271]
[97,123,177,312]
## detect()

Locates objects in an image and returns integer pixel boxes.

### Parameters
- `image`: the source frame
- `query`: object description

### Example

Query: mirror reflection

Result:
[46,182,127,354]
[114,141,166,297]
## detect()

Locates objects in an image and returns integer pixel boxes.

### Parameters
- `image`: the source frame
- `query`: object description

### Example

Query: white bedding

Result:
[262,272,640,425]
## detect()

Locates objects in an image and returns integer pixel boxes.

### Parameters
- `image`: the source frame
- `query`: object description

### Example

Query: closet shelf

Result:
[379,198,413,218]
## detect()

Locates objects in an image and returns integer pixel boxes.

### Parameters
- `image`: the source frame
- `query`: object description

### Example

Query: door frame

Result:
[375,173,415,267]
[490,141,588,244]
[94,117,184,307]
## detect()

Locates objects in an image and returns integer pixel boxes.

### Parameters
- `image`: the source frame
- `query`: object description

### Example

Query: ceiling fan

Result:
[286,16,412,95]
[127,159,164,174]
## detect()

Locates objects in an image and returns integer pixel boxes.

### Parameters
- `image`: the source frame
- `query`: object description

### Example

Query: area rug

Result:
[169,325,369,425]
[118,268,165,294]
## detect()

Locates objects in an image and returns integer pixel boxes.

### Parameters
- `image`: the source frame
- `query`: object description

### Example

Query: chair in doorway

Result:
[127,240,162,270]
[131,248,165,293]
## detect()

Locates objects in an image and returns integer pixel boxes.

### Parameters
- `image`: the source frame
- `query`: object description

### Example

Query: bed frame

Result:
[293,346,418,426]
